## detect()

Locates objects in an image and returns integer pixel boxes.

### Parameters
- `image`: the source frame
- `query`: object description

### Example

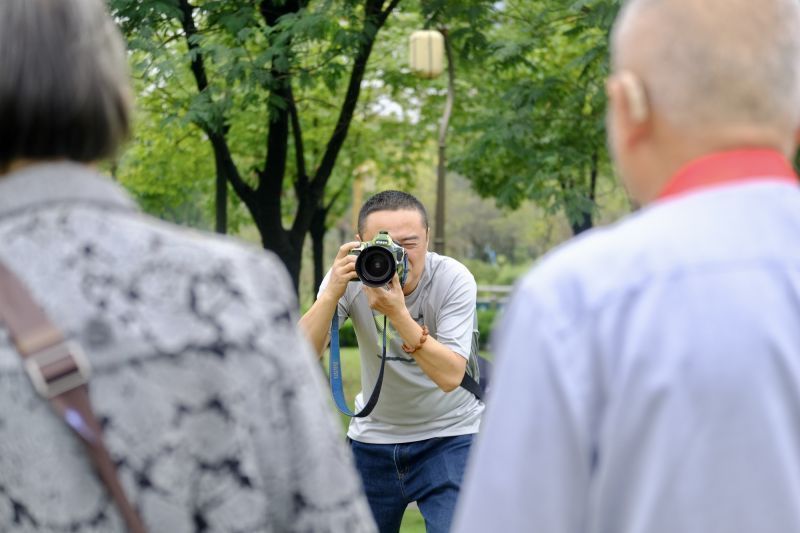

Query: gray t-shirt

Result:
[321,252,484,444]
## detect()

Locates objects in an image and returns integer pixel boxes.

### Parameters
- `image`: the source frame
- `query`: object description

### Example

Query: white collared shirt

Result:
[455,180,800,533]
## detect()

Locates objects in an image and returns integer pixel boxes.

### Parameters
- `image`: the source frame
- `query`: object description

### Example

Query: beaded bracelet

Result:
[401,325,429,354]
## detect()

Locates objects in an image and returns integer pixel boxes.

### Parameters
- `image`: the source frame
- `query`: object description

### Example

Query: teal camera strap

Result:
[329,312,387,418]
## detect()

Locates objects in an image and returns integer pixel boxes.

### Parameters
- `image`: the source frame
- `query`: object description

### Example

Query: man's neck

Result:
[403,278,420,297]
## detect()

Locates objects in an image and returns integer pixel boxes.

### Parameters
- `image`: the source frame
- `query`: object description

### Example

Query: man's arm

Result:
[392,308,467,392]
[298,291,340,357]
[298,241,359,357]
[364,274,469,392]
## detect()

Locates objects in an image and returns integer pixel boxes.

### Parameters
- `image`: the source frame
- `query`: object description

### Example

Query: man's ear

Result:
[607,70,651,144]
[355,233,362,242]
[618,71,649,123]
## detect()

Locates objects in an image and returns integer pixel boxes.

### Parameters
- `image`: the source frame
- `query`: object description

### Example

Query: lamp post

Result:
[409,28,454,255]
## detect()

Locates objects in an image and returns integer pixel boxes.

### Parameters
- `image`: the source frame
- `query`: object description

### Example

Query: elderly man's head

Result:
[607,0,800,204]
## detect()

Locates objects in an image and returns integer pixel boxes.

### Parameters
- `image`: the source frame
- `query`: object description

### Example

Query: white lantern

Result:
[409,30,444,79]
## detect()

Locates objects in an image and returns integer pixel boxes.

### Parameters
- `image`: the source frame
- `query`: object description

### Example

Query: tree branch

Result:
[308,0,399,200]
[288,84,308,197]
[325,180,349,213]
[381,0,402,20]
[258,0,304,214]
[177,0,253,203]
[177,0,208,90]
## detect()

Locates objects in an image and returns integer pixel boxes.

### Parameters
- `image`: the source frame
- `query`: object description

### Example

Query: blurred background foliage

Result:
[107,0,629,309]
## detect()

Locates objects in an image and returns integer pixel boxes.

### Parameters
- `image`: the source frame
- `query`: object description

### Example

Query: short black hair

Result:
[0,0,132,169]
[357,190,429,236]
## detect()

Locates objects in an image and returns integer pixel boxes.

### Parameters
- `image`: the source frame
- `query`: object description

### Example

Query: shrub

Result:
[462,258,532,287]
[477,308,499,350]
[338,320,358,347]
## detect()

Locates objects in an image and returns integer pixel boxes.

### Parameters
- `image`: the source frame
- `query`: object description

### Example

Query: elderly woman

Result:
[0,1,375,531]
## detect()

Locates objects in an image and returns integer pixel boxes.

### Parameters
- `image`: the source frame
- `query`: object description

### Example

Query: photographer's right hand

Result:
[324,241,360,299]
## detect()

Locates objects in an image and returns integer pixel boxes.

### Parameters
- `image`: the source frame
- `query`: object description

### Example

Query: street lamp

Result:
[409,29,455,255]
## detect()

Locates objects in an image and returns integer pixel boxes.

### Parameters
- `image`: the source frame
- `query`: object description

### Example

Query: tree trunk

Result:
[567,150,600,235]
[569,210,593,235]
[212,141,229,234]
[178,0,230,234]
[310,205,327,296]
[257,216,303,288]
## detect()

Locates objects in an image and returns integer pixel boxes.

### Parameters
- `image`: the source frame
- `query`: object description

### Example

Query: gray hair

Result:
[612,0,800,133]
[0,0,132,169]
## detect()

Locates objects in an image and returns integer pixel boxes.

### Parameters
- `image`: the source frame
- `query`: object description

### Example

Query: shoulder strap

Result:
[460,372,483,401]
[0,261,147,533]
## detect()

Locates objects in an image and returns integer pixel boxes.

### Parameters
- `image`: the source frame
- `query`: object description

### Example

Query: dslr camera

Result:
[350,231,409,288]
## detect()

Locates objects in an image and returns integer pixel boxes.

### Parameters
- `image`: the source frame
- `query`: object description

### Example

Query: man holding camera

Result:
[300,190,483,533]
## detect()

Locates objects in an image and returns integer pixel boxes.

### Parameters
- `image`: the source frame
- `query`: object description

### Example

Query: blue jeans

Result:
[349,434,474,533]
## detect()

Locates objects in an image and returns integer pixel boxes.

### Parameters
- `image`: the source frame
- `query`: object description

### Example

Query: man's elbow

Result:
[440,382,459,393]
[438,373,463,393]
[312,333,331,360]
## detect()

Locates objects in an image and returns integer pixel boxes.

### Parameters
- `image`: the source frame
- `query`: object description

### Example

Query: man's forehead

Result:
[363,208,426,231]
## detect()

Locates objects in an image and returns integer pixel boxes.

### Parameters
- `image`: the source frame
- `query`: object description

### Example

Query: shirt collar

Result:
[0,161,137,220]
[658,149,798,201]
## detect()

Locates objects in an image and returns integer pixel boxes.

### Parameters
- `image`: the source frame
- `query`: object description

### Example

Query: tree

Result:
[451,0,621,235]
[304,1,495,290]
[111,0,402,290]
[115,48,253,233]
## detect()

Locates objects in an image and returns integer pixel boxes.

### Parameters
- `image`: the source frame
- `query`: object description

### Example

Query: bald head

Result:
[612,0,800,136]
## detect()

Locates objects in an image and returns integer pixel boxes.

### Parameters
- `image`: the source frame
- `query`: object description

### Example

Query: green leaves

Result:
[449,0,621,234]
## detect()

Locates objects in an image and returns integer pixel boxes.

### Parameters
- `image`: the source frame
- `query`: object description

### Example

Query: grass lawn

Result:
[323,347,426,533]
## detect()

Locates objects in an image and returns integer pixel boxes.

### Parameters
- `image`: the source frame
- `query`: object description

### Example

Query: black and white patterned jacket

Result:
[0,163,375,532]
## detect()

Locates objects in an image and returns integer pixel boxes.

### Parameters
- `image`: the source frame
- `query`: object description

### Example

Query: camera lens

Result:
[367,255,388,277]
[356,246,395,287]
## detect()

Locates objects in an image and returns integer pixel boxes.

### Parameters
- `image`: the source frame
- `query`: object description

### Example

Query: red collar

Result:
[658,149,798,201]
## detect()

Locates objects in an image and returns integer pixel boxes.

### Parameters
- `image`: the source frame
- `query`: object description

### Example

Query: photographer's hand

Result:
[366,274,467,393]
[325,241,360,299]
[363,273,407,319]
[298,241,360,357]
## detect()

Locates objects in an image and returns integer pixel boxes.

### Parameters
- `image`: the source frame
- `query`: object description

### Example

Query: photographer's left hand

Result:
[362,274,407,320]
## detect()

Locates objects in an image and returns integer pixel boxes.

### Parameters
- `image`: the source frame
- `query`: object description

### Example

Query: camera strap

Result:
[329,312,388,418]
[329,311,484,418]
[0,260,147,533]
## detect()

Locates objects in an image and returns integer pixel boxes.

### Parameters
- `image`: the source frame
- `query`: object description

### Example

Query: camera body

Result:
[349,231,409,288]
